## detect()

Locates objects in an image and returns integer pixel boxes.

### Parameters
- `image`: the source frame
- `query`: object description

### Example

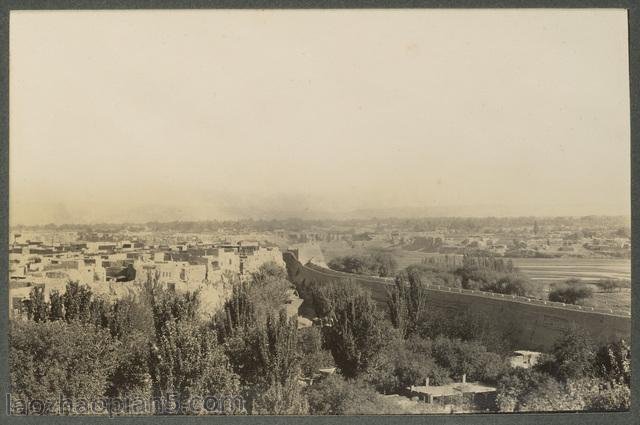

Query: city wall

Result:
[283,252,631,352]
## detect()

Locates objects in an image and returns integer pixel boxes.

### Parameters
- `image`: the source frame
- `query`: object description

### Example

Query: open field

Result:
[318,241,631,281]
[513,258,631,314]
[315,241,632,314]
[512,258,630,282]
[578,289,631,314]
[318,240,449,270]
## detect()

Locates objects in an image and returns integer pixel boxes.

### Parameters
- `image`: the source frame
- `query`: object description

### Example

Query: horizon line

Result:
[9,214,632,229]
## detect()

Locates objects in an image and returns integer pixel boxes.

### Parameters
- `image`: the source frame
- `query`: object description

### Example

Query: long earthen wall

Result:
[283,252,631,351]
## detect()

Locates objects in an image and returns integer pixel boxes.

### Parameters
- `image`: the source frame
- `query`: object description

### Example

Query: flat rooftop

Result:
[410,382,496,398]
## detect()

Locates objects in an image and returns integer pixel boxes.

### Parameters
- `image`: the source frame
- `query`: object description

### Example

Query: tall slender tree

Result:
[62,281,93,322]
[387,271,429,338]
[323,284,386,378]
[26,286,48,323]
[48,289,64,321]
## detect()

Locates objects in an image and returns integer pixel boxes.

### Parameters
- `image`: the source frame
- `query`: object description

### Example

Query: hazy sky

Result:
[10,9,630,224]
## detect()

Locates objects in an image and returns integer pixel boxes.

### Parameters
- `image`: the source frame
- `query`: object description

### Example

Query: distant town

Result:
[8,215,631,415]
[9,215,630,317]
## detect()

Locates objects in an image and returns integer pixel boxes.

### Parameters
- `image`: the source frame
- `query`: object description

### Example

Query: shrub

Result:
[251,261,288,285]
[417,309,515,354]
[430,336,508,383]
[298,327,334,377]
[327,252,397,277]
[252,378,309,415]
[453,261,539,298]
[322,284,389,378]
[305,374,399,415]
[391,339,452,390]
[548,285,593,305]
[495,368,555,412]
[148,320,240,404]
[10,320,119,404]
[592,279,630,292]
[536,327,596,382]
[586,380,630,411]
[594,339,630,385]
[519,377,586,412]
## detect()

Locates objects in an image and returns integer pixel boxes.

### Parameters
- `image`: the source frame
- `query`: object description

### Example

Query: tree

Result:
[249,277,291,321]
[586,379,630,411]
[62,281,93,322]
[538,328,595,382]
[108,295,154,341]
[10,320,119,406]
[144,287,240,412]
[378,338,452,394]
[327,252,397,277]
[148,320,240,409]
[247,310,310,414]
[26,286,48,323]
[252,378,309,415]
[251,261,287,284]
[216,280,256,341]
[495,368,554,412]
[453,256,539,298]
[150,289,200,336]
[370,251,397,277]
[548,284,593,305]
[304,374,398,415]
[515,376,629,412]
[309,283,337,318]
[430,336,506,383]
[387,271,429,338]
[48,289,64,321]
[594,339,630,386]
[298,327,334,377]
[387,277,409,337]
[322,284,387,378]
[328,255,368,275]
[107,330,152,399]
[89,297,111,329]
[254,310,300,386]
[519,377,586,412]
[614,226,630,238]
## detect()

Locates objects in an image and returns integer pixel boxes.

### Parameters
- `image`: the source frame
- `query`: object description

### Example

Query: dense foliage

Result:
[14,215,629,236]
[453,255,539,297]
[548,282,593,305]
[10,257,630,415]
[327,252,397,277]
[313,283,390,378]
[10,320,119,406]
[496,329,630,412]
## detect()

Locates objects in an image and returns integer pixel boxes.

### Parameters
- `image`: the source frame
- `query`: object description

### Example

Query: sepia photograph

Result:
[4,7,634,418]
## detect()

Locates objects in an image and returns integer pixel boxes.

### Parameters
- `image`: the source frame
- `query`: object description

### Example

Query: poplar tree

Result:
[26,286,48,323]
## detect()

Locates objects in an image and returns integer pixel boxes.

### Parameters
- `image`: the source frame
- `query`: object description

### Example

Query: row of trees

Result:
[11,262,310,415]
[212,271,309,414]
[327,252,398,277]
[306,278,508,398]
[385,255,541,298]
[547,277,631,306]
[496,332,630,412]
[454,256,540,297]
[548,284,593,305]
[14,215,629,232]
[304,263,630,413]
[11,258,631,415]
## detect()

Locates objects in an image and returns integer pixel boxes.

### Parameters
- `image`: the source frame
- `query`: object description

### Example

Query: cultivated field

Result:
[315,240,632,314]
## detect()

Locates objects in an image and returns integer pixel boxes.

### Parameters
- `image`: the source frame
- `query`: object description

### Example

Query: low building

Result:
[407,375,496,408]
[508,350,543,369]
